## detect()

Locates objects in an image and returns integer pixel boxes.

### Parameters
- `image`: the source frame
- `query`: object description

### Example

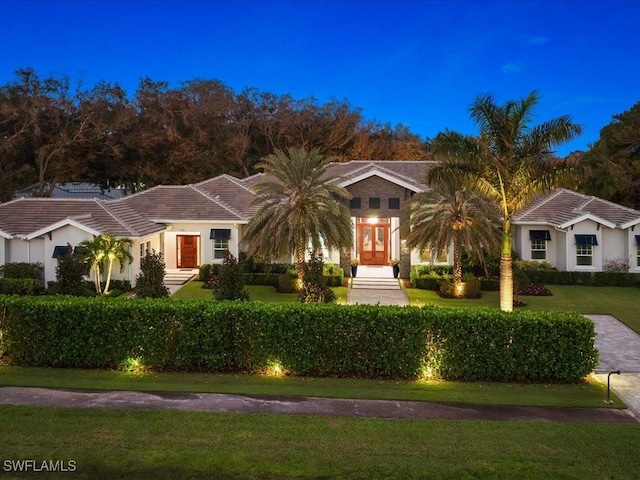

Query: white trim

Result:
[0,230,11,239]
[24,218,101,240]
[337,169,423,193]
[150,219,248,225]
[558,214,616,230]
[621,218,640,229]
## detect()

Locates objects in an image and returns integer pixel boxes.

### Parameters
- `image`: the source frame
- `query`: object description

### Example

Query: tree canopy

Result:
[430,92,581,311]
[0,68,431,201]
[580,100,640,209]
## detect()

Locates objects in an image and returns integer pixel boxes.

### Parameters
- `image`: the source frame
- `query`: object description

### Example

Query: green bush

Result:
[55,248,88,296]
[211,251,249,301]
[276,273,298,293]
[135,251,169,298]
[0,296,598,382]
[299,256,336,303]
[480,278,500,291]
[0,278,41,295]
[0,262,44,280]
[522,270,640,287]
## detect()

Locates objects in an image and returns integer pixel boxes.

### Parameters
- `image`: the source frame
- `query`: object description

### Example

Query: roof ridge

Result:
[189,185,246,220]
[580,193,640,215]
[220,174,258,195]
[98,200,138,236]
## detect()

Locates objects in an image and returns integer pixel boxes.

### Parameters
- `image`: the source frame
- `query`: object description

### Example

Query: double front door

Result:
[357,223,389,265]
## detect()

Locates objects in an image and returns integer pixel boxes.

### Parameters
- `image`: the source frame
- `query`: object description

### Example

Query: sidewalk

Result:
[0,386,636,423]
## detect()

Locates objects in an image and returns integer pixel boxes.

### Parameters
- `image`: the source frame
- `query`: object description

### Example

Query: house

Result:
[513,188,640,273]
[2,162,639,287]
[14,182,130,200]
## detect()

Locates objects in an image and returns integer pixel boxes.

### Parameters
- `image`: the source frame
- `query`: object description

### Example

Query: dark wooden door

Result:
[358,224,389,265]
[177,235,199,268]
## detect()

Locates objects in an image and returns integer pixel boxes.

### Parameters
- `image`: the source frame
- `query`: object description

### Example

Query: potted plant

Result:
[349,258,360,277]
[390,259,400,278]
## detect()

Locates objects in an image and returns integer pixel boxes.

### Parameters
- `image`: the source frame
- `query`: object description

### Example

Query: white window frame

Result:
[213,238,230,260]
[530,239,547,260]
[576,244,593,266]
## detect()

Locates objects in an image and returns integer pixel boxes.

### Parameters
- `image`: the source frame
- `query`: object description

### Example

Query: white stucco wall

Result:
[516,225,557,266]
[566,220,602,271]
[601,228,627,269]
[628,231,640,273]
[163,222,242,268]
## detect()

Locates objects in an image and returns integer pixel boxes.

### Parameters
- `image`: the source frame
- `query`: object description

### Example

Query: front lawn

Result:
[406,285,640,333]
[172,281,347,304]
[2,406,639,479]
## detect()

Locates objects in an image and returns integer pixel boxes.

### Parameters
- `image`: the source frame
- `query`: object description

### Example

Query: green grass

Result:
[172,281,347,304]
[0,366,622,408]
[1,406,639,479]
[406,285,640,333]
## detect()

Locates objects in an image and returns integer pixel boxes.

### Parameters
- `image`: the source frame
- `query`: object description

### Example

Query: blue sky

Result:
[2,0,639,156]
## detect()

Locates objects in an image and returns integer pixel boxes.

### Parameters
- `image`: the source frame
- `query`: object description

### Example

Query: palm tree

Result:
[101,234,133,294]
[243,147,353,284]
[430,92,582,311]
[403,177,500,293]
[79,235,107,294]
[79,233,133,294]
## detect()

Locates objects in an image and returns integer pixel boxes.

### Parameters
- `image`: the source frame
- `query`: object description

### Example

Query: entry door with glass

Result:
[358,223,389,265]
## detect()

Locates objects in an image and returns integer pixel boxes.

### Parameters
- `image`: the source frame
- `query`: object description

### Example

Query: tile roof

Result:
[195,174,260,217]
[0,198,164,238]
[323,160,434,190]
[116,184,248,222]
[514,189,640,227]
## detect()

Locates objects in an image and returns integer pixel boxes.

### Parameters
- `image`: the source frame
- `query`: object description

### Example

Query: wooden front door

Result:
[358,223,389,265]
[177,235,199,268]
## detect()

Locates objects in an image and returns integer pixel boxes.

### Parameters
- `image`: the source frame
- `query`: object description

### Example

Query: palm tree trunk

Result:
[499,225,513,312]
[93,263,102,294]
[453,242,462,285]
[104,260,114,294]
[296,234,306,288]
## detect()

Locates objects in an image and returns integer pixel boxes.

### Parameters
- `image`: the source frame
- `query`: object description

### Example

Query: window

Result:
[576,245,593,266]
[52,245,70,258]
[369,197,380,209]
[211,229,231,259]
[530,240,547,260]
[420,246,448,263]
[575,234,597,266]
[388,197,400,209]
[349,197,361,209]
[636,235,640,267]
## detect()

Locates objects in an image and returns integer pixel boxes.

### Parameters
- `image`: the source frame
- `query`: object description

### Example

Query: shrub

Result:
[438,276,481,299]
[276,273,298,293]
[603,257,630,273]
[0,278,41,295]
[212,251,249,301]
[199,263,222,282]
[136,250,169,298]
[55,247,90,296]
[0,297,598,382]
[0,262,44,281]
[299,255,336,303]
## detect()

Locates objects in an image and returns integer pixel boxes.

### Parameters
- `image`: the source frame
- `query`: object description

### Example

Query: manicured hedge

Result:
[0,296,598,382]
[522,270,640,287]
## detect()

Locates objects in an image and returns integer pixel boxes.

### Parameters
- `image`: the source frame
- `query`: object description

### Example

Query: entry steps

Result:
[164,270,197,286]
[351,277,401,290]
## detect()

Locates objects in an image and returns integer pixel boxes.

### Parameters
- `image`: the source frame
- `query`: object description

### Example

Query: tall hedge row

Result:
[0,296,598,382]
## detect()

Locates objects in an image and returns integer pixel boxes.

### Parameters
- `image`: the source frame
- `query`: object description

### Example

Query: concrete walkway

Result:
[347,266,409,306]
[587,314,640,418]
[0,386,635,423]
